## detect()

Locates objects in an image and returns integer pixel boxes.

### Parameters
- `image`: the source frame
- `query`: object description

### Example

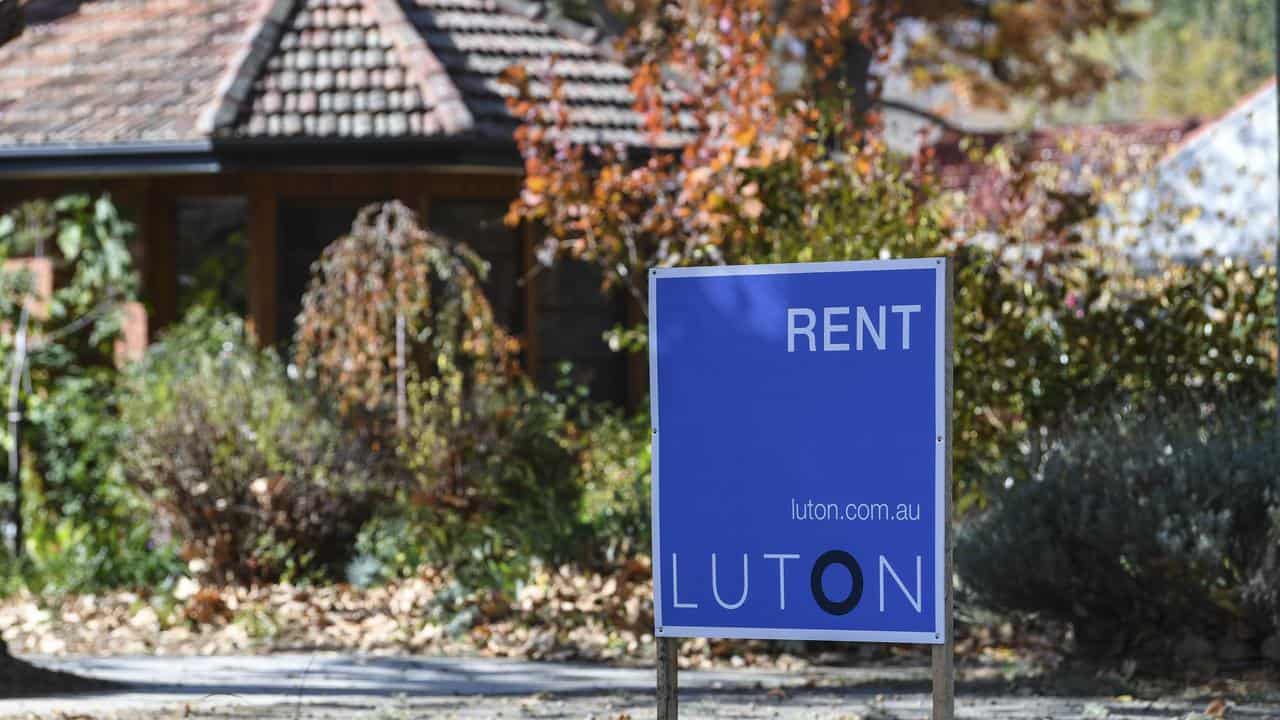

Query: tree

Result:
[294,201,519,437]
[507,0,1150,312]
[889,0,1148,111]
[294,202,584,589]
[504,0,890,312]
[560,0,1149,120]
[1043,0,1276,122]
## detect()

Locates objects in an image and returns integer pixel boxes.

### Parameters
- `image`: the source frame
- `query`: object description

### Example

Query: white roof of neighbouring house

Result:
[1102,80,1278,263]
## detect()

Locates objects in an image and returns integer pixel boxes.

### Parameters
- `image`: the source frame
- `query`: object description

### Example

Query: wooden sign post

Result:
[657,636,679,719]
[932,262,955,720]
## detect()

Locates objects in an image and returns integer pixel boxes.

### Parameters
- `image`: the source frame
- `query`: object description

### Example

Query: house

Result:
[933,119,1202,222]
[0,0,651,403]
[1100,80,1278,263]
[931,79,1280,264]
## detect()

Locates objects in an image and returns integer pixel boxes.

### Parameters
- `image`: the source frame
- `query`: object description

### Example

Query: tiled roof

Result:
[226,0,651,144]
[0,0,655,149]
[226,0,472,139]
[401,0,646,144]
[0,0,263,146]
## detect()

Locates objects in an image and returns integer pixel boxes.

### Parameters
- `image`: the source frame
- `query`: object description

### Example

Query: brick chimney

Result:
[0,0,22,46]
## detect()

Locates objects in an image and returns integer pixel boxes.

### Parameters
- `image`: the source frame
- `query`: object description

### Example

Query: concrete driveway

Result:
[2,654,842,717]
[3,653,1278,719]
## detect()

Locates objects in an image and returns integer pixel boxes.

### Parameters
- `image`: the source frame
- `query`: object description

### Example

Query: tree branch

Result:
[874,97,969,135]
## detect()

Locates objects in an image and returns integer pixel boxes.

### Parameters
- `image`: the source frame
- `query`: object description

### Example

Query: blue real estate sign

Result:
[649,258,949,644]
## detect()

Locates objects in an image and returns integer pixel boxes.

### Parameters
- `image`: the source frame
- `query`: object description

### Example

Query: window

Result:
[428,199,523,335]
[175,197,248,318]
[534,260,628,405]
[275,200,373,342]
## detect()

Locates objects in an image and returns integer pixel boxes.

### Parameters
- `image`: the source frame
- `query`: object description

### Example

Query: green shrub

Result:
[0,194,176,594]
[18,374,183,593]
[952,256,1276,507]
[957,397,1280,662]
[121,310,391,585]
[353,388,654,589]
[0,195,138,362]
[15,508,180,596]
[347,514,429,587]
[349,372,653,589]
[576,406,651,561]
[394,377,587,591]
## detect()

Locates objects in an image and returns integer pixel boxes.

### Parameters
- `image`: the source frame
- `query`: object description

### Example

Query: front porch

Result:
[0,169,642,405]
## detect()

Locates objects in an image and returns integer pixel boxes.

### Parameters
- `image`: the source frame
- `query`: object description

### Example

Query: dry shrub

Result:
[122,311,390,584]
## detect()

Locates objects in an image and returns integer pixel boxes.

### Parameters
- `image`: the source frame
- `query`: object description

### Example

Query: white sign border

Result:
[648,257,948,645]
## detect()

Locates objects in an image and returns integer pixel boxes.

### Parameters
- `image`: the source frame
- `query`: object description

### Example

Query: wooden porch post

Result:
[247,176,279,345]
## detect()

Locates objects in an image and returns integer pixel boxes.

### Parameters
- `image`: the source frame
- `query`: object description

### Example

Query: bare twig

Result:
[875,98,969,135]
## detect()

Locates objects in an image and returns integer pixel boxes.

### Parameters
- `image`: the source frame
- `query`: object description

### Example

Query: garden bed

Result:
[0,563,1057,673]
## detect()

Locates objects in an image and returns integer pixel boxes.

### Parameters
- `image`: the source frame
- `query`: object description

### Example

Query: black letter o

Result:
[810,550,864,616]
